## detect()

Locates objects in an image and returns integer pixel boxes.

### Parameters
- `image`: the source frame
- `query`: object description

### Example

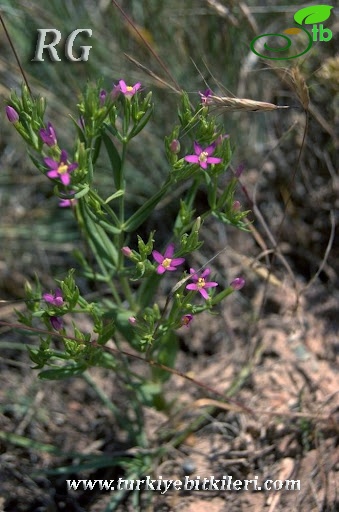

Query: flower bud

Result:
[99,89,107,106]
[50,316,63,330]
[128,316,137,325]
[215,133,229,146]
[111,83,121,100]
[121,246,133,258]
[169,139,180,154]
[230,277,245,290]
[39,122,57,146]
[232,200,241,211]
[6,106,19,123]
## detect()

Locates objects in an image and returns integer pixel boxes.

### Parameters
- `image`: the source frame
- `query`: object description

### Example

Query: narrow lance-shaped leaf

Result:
[102,130,122,189]
[123,180,172,232]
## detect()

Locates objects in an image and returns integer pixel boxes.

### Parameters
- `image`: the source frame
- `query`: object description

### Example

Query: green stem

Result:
[117,142,127,270]
[77,199,121,305]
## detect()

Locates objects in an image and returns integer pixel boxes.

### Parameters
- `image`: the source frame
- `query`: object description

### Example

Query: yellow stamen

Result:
[162,258,172,268]
[199,151,208,163]
[197,277,206,289]
[58,164,68,175]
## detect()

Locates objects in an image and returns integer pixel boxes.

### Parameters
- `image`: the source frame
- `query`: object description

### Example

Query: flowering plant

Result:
[6,79,248,399]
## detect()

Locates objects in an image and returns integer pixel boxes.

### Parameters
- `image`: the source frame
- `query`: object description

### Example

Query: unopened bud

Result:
[215,133,229,146]
[121,246,132,258]
[230,277,245,290]
[6,106,19,123]
[192,216,201,231]
[50,316,63,330]
[99,89,107,106]
[169,139,180,154]
[232,200,241,211]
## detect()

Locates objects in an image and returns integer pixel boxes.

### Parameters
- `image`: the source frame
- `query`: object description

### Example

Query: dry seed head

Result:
[205,95,289,112]
[288,68,310,110]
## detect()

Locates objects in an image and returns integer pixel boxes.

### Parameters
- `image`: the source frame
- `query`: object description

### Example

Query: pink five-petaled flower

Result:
[118,80,141,98]
[186,268,218,300]
[39,122,57,146]
[43,288,64,307]
[44,150,78,186]
[152,243,185,275]
[184,141,222,170]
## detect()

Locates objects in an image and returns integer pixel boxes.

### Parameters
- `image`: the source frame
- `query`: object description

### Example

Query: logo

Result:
[250,5,333,60]
[32,29,93,62]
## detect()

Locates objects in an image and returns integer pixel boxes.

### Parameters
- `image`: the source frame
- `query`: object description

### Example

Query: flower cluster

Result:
[152,245,220,302]
[5,77,247,392]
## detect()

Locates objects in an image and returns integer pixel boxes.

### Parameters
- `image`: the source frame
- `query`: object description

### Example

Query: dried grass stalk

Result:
[287,68,310,110]
[205,95,289,112]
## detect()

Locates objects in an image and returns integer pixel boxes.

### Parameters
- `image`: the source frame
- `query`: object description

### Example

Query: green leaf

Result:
[74,185,90,199]
[123,181,171,232]
[38,364,86,380]
[102,130,122,189]
[96,321,115,345]
[294,5,333,25]
[151,331,178,383]
[105,189,124,203]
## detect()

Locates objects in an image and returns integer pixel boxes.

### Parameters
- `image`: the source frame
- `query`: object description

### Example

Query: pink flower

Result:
[181,314,193,327]
[152,243,185,275]
[184,141,222,170]
[39,122,57,146]
[186,268,218,300]
[199,89,213,105]
[44,150,78,186]
[43,288,64,307]
[59,197,77,208]
[118,80,141,98]
[58,191,76,208]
